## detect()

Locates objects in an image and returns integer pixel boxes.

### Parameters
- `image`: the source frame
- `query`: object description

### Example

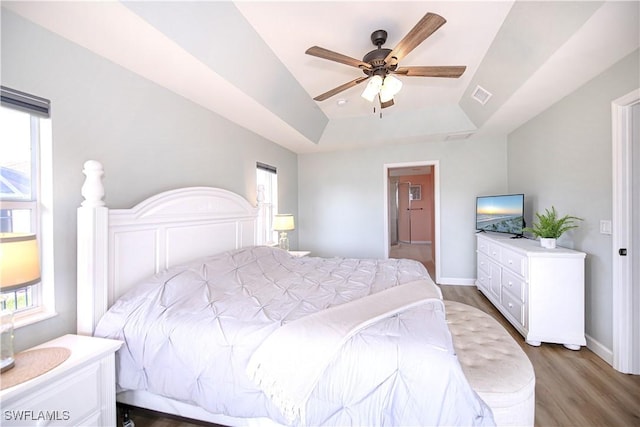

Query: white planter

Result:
[540,238,557,249]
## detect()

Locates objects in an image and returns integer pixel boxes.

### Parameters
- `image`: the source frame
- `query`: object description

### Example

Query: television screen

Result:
[476,194,525,235]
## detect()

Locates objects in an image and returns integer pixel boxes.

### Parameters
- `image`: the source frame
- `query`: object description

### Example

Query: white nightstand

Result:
[289,250,310,257]
[0,334,122,426]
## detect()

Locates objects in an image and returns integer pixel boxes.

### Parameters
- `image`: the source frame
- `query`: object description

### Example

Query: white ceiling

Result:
[4,1,639,154]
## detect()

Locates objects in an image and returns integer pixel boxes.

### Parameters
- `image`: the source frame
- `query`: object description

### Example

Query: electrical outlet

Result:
[600,220,612,235]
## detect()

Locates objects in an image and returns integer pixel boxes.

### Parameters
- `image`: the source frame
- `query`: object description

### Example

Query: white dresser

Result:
[476,232,586,349]
[0,334,122,426]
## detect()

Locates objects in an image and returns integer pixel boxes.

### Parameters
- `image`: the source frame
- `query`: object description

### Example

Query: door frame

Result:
[383,161,440,283]
[612,88,639,374]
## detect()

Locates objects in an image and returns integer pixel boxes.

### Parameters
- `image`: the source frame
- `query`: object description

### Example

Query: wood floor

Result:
[442,285,640,427]
[121,285,640,427]
[389,242,435,279]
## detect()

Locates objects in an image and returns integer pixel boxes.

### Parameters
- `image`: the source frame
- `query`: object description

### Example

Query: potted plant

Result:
[524,206,582,248]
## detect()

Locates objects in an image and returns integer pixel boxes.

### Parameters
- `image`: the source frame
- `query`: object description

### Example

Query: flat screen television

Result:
[476,194,525,236]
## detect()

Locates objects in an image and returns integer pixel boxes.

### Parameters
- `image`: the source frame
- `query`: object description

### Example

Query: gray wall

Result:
[507,49,640,350]
[298,135,508,281]
[1,10,298,351]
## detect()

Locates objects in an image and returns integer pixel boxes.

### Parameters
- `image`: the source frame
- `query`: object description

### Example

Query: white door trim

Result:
[612,88,640,374]
[383,161,440,283]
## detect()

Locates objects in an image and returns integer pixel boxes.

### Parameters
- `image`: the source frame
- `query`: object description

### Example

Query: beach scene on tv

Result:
[476,195,524,235]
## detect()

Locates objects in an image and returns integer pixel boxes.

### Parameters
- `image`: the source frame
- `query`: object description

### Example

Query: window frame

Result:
[1,86,55,326]
[256,162,278,246]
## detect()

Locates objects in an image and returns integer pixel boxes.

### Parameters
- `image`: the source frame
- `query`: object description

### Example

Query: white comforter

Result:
[95,246,494,426]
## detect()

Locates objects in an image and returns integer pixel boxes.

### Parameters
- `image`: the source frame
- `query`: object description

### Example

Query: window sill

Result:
[12,308,58,329]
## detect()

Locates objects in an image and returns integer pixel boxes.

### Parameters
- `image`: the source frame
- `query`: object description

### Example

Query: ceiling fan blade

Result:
[384,13,447,66]
[313,76,369,101]
[380,98,395,109]
[394,65,466,78]
[306,46,372,70]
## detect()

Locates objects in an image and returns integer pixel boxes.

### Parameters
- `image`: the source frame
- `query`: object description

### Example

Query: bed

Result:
[77,160,495,426]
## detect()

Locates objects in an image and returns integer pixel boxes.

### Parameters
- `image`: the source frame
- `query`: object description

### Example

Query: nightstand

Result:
[289,250,310,257]
[0,334,122,426]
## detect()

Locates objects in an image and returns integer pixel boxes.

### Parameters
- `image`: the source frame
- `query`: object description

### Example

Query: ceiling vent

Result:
[471,85,492,105]
[445,132,475,141]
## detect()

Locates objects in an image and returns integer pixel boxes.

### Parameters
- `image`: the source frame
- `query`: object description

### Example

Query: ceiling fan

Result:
[305,12,466,109]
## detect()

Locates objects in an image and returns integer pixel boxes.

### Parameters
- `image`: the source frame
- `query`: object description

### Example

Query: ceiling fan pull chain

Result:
[371,96,383,118]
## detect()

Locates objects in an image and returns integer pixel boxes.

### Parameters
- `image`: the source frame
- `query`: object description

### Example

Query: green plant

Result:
[523,206,582,239]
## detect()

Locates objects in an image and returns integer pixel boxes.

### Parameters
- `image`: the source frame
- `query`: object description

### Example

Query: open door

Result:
[385,162,438,282]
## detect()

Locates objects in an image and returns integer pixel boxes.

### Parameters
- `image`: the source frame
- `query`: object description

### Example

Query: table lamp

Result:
[273,214,295,251]
[0,233,41,372]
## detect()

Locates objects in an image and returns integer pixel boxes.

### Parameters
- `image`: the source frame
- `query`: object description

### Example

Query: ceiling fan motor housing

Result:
[370,29,388,47]
[363,48,392,68]
[363,30,396,76]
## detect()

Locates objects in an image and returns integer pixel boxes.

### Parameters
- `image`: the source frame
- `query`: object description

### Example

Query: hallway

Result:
[389,242,436,281]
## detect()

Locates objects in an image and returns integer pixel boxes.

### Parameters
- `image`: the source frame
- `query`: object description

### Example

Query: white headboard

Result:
[77,160,261,335]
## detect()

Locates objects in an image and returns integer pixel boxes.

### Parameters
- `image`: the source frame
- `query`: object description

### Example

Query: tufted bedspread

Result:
[95,246,494,426]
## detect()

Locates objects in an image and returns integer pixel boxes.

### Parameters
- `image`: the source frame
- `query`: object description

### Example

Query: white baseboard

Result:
[585,334,613,366]
[438,277,476,286]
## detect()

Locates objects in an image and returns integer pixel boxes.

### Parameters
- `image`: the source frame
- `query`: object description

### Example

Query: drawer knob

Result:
[508,302,513,308]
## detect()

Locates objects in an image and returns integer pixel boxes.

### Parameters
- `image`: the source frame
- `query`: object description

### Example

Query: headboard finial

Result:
[81,160,105,207]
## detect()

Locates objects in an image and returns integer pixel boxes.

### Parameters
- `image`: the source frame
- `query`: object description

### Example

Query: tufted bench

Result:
[445,300,535,427]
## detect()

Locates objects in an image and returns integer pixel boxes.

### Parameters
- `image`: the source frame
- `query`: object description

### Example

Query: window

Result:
[256,162,278,245]
[1,86,52,323]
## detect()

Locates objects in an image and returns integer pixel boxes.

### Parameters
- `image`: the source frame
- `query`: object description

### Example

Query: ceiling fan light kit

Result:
[306,12,466,110]
[378,75,402,102]
[361,75,383,102]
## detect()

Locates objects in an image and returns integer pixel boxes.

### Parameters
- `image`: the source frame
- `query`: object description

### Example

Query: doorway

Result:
[384,162,439,282]
[612,89,640,374]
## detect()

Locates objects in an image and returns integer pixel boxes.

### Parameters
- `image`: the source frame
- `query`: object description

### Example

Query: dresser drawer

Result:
[500,247,527,276]
[477,252,490,274]
[477,237,489,255]
[0,335,122,427]
[476,268,490,292]
[477,272,489,292]
[4,363,101,426]
[501,268,526,302]
[501,289,525,328]
[488,243,501,262]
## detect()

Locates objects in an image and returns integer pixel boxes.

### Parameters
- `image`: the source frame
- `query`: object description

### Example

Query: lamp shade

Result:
[0,233,41,291]
[273,214,295,232]
[361,75,383,102]
[379,75,403,102]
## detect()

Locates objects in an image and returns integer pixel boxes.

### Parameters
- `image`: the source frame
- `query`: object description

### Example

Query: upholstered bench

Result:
[445,300,535,427]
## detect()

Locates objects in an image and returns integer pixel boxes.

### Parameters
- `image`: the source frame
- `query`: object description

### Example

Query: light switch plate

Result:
[600,220,612,235]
